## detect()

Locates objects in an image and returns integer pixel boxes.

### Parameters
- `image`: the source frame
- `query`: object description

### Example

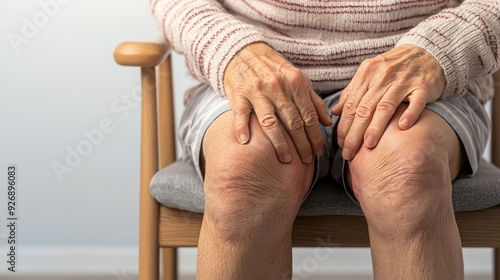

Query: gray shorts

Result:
[178,83,491,200]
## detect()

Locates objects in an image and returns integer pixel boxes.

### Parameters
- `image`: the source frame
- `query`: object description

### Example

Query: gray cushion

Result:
[150,159,500,216]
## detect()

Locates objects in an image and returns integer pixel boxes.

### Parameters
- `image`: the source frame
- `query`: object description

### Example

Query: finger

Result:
[252,97,292,163]
[398,92,427,130]
[335,82,367,148]
[332,59,378,149]
[363,91,402,149]
[336,93,356,148]
[285,77,325,157]
[331,89,347,116]
[230,95,252,144]
[309,90,332,126]
[279,68,319,162]
[296,92,325,157]
[276,99,314,163]
[341,88,383,160]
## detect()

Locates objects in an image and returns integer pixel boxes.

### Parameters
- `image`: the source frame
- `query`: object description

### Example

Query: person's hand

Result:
[331,45,446,160]
[223,42,332,164]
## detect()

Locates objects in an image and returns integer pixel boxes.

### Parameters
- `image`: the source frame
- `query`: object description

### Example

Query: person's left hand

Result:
[331,45,446,160]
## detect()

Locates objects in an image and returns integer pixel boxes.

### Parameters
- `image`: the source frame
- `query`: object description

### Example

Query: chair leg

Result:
[162,248,178,280]
[495,248,500,280]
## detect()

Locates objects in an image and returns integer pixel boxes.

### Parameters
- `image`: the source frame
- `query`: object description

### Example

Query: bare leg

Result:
[347,105,465,279]
[197,112,315,280]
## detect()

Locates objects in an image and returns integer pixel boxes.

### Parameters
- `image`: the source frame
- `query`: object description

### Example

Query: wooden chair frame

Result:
[114,40,500,280]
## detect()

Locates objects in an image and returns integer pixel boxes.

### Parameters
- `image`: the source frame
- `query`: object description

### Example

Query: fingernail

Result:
[282,153,292,163]
[239,133,249,144]
[365,136,375,148]
[304,154,313,164]
[400,118,409,128]
[342,148,353,160]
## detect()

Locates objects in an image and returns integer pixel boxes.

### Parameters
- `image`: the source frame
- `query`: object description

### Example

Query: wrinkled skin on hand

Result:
[223,42,332,164]
[331,45,446,160]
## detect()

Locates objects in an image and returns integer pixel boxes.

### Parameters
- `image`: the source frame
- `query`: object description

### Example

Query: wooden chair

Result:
[114,40,500,280]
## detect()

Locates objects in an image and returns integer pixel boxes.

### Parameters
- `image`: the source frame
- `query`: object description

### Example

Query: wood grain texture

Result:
[158,205,500,248]
[158,54,178,280]
[161,248,177,280]
[114,41,169,67]
[139,67,160,280]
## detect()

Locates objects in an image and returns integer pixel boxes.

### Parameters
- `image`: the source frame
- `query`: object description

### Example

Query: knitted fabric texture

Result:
[151,0,500,103]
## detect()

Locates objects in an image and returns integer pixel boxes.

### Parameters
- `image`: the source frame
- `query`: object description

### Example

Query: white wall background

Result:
[0,1,494,279]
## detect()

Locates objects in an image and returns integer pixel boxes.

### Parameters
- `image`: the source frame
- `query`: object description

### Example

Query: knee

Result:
[203,116,313,241]
[349,123,452,233]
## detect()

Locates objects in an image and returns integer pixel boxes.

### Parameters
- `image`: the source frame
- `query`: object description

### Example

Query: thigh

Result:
[178,84,232,179]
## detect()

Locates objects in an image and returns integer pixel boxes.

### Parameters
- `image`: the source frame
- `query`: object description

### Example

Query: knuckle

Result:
[380,65,396,78]
[302,111,319,127]
[398,71,410,80]
[233,105,250,116]
[420,80,433,89]
[286,68,304,84]
[376,100,397,114]
[360,58,377,70]
[276,99,294,114]
[253,79,265,91]
[343,100,357,116]
[355,103,373,119]
[259,112,279,128]
[263,73,281,89]
[286,116,304,132]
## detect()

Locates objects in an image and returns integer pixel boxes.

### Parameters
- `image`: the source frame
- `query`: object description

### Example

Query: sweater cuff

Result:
[204,25,265,97]
[396,22,468,99]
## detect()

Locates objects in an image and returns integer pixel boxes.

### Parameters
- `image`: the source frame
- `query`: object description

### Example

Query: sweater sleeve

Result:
[150,0,266,96]
[396,0,500,100]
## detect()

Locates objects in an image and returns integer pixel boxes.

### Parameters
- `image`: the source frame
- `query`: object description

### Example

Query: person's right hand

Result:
[223,42,332,164]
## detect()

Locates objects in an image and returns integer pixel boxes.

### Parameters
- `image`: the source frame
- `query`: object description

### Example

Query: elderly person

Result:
[151,0,500,279]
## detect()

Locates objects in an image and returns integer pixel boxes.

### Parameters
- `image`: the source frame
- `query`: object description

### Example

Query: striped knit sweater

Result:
[151,0,500,103]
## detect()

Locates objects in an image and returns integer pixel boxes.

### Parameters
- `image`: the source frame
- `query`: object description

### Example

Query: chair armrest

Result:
[114,40,170,67]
